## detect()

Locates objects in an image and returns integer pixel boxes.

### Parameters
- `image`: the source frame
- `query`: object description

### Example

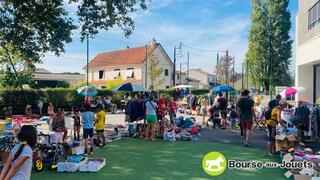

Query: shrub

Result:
[0,88,211,114]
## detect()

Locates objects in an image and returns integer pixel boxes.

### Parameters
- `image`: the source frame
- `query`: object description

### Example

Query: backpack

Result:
[230,110,237,119]
[218,98,227,110]
[265,109,272,120]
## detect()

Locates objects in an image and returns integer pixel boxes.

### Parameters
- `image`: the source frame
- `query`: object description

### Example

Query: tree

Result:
[106,76,123,90]
[215,55,234,85]
[0,0,148,87]
[147,54,164,90]
[0,66,36,88]
[246,0,293,93]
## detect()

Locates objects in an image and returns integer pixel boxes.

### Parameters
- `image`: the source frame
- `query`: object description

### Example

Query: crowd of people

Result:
[0,89,306,179]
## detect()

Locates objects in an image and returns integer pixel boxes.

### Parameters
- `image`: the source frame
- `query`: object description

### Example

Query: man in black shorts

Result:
[217,93,228,130]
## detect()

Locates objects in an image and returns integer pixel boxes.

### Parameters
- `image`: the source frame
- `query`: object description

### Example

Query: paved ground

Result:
[103,113,269,150]
[33,113,272,152]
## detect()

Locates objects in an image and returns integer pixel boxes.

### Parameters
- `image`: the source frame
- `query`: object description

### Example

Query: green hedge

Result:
[0,88,210,115]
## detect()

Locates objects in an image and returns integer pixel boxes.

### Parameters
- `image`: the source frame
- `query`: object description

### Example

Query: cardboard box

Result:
[71,146,84,155]
[293,175,312,180]
[275,135,286,141]
[283,153,293,162]
[79,158,106,172]
[287,135,297,142]
[57,162,80,172]
[284,170,293,178]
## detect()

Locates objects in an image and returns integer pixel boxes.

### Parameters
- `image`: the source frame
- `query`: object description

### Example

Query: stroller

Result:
[33,132,67,172]
[207,106,221,128]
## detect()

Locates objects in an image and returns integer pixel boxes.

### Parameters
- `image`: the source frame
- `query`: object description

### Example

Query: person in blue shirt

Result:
[82,104,95,155]
[1,125,37,180]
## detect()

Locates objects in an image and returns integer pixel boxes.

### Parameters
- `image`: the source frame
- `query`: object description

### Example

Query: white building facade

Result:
[87,42,173,90]
[296,0,320,102]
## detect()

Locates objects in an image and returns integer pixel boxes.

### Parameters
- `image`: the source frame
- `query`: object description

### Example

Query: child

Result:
[82,104,95,155]
[0,125,37,180]
[229,105,238,132]
[167,97,177,123]
[95,104,106,147]
[163,119,175,142]
[72,109,81,141]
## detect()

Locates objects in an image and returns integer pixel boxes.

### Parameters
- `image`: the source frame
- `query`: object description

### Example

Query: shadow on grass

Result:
[32,138,286,180]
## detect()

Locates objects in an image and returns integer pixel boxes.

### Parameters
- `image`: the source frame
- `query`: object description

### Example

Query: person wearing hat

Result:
[264,100,288,157]
[237,90,255,147]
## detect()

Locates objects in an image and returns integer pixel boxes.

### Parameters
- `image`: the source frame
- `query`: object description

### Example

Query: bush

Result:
[0,88,211,114]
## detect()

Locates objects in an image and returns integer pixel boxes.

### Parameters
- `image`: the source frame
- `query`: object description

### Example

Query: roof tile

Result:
[87,44,156,69]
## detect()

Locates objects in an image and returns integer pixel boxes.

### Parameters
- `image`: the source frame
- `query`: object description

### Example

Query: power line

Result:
[181,43,226,53]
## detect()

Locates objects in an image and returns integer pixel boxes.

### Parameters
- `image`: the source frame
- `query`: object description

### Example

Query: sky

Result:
[38,0,298,74]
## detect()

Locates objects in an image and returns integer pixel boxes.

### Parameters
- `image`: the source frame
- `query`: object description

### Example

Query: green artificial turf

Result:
[31,138,286,180]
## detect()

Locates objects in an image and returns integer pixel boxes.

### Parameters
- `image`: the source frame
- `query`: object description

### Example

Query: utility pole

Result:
[86,34,89,86]
[242,62,244,90]
[233,55,235,88]
[173,43,182,86]
[225,50,229,86]
[179,62,182,85]
[216,53,219,87]
[145,45,148,89]
[246,60,249,89]
[187,52,190,85]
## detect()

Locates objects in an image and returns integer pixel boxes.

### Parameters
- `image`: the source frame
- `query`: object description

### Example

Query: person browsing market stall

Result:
[264,100,288,157]
[95,104,106,147]
[145,95,158,142]
[237,90,256,147]
[82,104,95,155]
[52,108,68,142]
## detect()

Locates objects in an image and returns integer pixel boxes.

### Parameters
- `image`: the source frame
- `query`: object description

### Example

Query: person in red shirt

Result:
[158,98,166,134]
[167,97,177,123]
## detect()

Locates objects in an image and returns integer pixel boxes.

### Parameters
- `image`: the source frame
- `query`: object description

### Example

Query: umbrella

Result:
[210,85,235,94]
[174,84,193,89]
[280,87,306,97]
[111,82,148,92]
[77,86,98,97]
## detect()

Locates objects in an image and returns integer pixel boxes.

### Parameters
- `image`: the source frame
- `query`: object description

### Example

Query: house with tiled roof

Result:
[175,71,200,88]
[187,69,216,89]
[86,40,173,90]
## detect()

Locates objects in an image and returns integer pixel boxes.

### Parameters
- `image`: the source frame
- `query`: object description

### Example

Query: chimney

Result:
[150,38,157,46]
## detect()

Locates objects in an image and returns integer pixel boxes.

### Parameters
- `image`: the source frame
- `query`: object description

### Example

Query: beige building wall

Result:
[188,69,213,89]
[34,73,85,86]
[89,64,142,82]
[141,47,173,90]
[296,0,320,102]
[175,73,187,85]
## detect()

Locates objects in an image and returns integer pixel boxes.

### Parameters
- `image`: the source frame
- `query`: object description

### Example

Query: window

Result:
[113,69,121,79]
[308,1,320,30]
[177,74,180,80]
[126,68,134,79]
[166,86,170,89]
[165,69,169,76]
[99,70,104,80]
